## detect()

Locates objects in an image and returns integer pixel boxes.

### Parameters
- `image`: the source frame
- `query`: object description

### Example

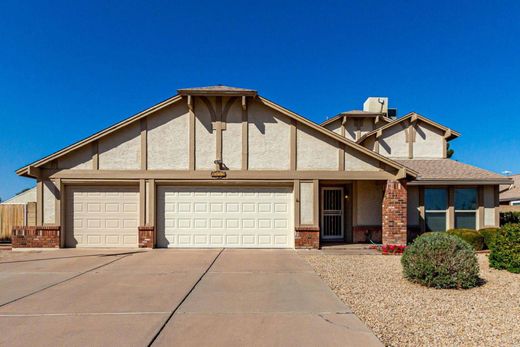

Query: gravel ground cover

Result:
[302,253,519,346]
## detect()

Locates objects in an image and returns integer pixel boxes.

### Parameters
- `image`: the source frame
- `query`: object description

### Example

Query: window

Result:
[455,188,477,229]
[425,188,447,231]
[512,201,520,206]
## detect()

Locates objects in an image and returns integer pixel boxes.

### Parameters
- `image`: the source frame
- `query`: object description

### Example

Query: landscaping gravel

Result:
[302,253,519,346]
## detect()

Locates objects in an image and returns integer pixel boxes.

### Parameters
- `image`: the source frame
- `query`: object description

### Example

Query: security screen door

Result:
[321,187,344,240]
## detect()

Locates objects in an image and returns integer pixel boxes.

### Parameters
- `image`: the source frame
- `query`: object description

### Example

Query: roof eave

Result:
[177,89,257,97]
[408,178,513,185]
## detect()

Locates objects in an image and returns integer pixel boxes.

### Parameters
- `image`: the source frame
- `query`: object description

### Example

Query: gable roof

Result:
[357,112,460,143]
[396,159,511,185]
[16,86,416,178]
[499,174,520,201]
[321,110,392,127]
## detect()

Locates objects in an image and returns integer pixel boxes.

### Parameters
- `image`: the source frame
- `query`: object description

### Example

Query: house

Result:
[499,174,520,206]
[1,187,36,205]
[13,86,512,249]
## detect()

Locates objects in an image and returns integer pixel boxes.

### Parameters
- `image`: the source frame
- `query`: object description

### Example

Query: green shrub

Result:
[489,224,520,273]
[447,229,484,251]
[478,228,500,250]
[401,232,480,289]
[500,212,520,225]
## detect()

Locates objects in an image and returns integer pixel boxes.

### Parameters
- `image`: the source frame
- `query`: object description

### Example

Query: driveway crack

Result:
[147,248,224,347]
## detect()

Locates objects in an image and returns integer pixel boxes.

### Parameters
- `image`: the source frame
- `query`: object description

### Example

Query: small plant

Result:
[401,232,480,289]
[447,229,484,251]
[381,244,406,255]
[478,228,500,250]
[489,224,520,274]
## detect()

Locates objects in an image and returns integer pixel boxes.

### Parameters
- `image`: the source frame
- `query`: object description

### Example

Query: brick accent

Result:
[138,226,155,248]
[12,226,60,248]
[352,226,382,243]
[382,179,408,245]
[295,226,320,249]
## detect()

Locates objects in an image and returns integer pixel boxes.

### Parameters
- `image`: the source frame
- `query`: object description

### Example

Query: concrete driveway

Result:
[0,249,381,346]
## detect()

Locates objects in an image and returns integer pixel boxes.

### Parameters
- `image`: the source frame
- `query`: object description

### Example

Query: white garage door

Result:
[66,186,139,248]
[157,186,293,248]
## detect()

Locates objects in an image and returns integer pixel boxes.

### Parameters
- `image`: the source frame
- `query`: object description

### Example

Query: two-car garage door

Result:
[66,185,293,248]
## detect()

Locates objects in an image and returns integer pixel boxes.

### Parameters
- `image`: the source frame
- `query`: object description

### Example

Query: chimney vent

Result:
[363,97,388,114]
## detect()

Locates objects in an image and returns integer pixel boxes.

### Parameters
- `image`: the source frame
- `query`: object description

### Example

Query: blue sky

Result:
[0,0,519,200]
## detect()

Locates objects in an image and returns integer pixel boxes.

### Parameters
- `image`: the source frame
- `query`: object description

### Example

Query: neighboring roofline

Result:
[408,178,513,186]
[16,92,416,179]
[357,112,461,143]
[500,196,520,202]
[258,96,417,178]
[1,186,36,204]
[320,112,391,127]
[16,94,184,177]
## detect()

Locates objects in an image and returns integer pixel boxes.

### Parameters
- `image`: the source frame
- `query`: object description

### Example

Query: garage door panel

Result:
[66,186,139,248]
[157,186,293,248]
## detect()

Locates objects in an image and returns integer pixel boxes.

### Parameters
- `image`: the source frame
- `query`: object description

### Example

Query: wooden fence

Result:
[0,202,36,241]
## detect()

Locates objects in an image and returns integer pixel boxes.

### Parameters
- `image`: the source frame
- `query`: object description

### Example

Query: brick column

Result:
[138,226,155,248]
[295,226,320,249]
[382,179,407,245]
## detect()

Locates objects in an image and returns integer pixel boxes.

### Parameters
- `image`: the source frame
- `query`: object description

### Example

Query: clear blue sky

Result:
[1,0,519,200]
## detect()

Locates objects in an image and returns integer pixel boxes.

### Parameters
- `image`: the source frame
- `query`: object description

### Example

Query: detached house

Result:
[14,86,511,249]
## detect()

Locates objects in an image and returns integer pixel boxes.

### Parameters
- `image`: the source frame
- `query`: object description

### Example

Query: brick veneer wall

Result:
[295,226,320,249]
[138,226,155,248]
[12,226,60,248]
[382,180,408,245]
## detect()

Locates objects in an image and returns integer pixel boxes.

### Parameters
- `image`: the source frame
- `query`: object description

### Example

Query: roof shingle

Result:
[499,174,520,201]
[395,159,511,183]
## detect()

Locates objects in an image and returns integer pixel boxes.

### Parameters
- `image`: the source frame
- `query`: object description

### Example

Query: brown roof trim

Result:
[357,112,461,143]
[178,85,257,97]
[16,94,184,177]
[320,112,391,127]
[408,179,513,185]
[258,96,417,177]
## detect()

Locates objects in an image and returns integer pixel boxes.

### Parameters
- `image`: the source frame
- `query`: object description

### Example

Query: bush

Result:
[489,224,520,273]
[500,212,520,225]
[447,229,484,251]
[401,232,480,289]
[478,228,500,250]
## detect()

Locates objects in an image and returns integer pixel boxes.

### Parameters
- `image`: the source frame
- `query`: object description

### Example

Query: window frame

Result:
[424,187,448,232]
[454,187,478,229]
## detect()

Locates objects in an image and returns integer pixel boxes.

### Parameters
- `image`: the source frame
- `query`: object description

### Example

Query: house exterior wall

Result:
[299,181,314,225]
[414,122,445,159]
[379,124,409,158]
[248,100,291,170]
[407,185,420,227]
[147,103,190,170]
[297,126,338,170]
[98,122,141,170]
[222,101,243,170]
[345,147,380,171]
[194,98,216,170]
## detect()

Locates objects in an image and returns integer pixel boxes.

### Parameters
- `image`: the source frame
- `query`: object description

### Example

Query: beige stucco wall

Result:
[43,180,56,224]
[325,119,342,135]
[344,146,380,171]
[407,185,419,226]
[355,181,382,225]
[248,100,291,170]
[57,145,92,169]
[297,125,338,170]
[222,101,242,170]
[379,123,408,158]
[98,122,141,169]
[147,102,190,170]
[300,181,314,225]
[414,122,445,159]
[483,186,496,227]
[195,98,216,170]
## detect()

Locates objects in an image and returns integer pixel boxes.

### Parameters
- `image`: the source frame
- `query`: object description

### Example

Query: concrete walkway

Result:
[0,249,381,346]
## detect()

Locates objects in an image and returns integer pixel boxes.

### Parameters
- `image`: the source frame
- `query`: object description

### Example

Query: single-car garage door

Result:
[157,186,293,248]
[65,186,139,248]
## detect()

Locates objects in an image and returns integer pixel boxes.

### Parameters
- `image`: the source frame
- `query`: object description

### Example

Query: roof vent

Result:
[387,108,397,119]
[363,97,388,114]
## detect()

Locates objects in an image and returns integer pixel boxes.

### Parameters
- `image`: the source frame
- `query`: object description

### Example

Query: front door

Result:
[321,187,344,240]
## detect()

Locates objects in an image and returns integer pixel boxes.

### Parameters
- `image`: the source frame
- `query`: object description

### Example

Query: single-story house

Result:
[13,85,512,249]
[499,174,520,206]
[1,187,36,205]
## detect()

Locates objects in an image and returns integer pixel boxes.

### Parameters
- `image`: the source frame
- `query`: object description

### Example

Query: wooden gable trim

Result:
[357,112,460,144]
[257,96,417,177]
[17,94,184,176]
